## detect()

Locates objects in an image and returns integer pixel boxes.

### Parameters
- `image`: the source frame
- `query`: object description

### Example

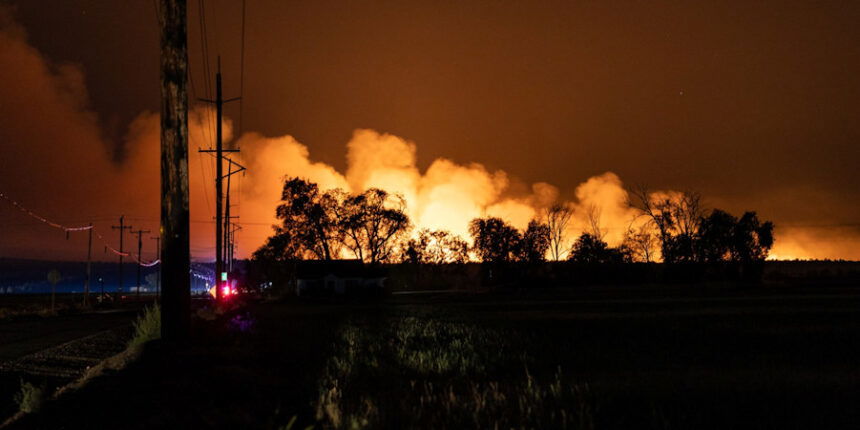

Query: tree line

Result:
[254,177,774,270]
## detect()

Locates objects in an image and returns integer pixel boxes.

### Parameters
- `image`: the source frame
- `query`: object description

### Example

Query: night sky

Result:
[1,0,859,261]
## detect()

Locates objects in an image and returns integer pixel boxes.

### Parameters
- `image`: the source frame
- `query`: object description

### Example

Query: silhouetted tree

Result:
[622,224,659,263]
[403,229,469,264]
[469,217,522,263]
[544,204,574,260]
[731,211,774,262]
[696,209,737,263]
[696,209,775,264]
[339,188,410,264]
[585,205,606,240]
[518,220,551,263]
[251,227,302,296]
[274,177,342,260]
[568,233,630,264]
[630,187,704,263]
[253,230,301,262]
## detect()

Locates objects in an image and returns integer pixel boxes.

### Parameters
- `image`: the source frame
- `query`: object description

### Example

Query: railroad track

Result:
[0,327,131,379]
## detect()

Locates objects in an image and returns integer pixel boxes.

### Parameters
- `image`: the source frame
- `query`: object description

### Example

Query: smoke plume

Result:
[1,7,858,262]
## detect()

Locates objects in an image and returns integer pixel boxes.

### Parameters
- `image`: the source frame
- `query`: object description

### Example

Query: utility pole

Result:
[133,229,151,301]
[151,235,161,300]
[223,215,239,272]
[199,57,240,301]
[224,172,230,275]
[111,215,132,303]
[84,223,92,307]
[229,223,241,273]
[223,157,245,275]
[160,0,191,340]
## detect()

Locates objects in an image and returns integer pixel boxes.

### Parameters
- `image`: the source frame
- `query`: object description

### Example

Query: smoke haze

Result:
[1,6,857,262]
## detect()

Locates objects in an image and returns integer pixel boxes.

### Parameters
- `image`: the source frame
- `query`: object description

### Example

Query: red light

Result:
[209,283,238,300]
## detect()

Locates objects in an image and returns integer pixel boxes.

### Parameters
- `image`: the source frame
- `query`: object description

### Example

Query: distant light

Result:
[208,284,238,299]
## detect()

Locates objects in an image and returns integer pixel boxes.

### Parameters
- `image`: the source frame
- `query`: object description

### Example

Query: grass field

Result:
[312,288,860,429]
[4,284,859,429]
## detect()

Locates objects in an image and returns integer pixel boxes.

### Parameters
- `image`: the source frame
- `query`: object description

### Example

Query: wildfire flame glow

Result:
[114,109,857,262]
[1,7,857,263]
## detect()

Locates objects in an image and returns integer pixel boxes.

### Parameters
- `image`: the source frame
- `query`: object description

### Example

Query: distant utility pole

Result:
[199,57,240,301]
[228,223,241,273]
[151,235,161,300]
[223,157,245,275]
[133,229,151,301]
[84,223,92,307]
[223,215,239,273]
[160,0,191,340]
[111,215,132,302]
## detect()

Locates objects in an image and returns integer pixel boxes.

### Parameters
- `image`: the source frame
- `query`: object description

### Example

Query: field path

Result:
[0,310,137,362]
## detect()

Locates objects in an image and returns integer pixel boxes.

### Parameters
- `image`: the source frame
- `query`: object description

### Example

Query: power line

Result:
[93,229,129,257]
[778,223,860,228]
[209,0,220,59]
[102,216,272,226]
[0,190,162,265]
[198,0,215,148]
[197,151,213,214]
[0,192,92,232]
[198,0,211,97]
[239,0,246,136]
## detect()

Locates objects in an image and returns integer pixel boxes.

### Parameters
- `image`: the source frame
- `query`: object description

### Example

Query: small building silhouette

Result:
[295,260,386,297]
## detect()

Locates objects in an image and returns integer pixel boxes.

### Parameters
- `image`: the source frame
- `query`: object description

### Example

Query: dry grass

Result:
[127,303,161,348]
[12,380,43,414]
[314,312,596,429]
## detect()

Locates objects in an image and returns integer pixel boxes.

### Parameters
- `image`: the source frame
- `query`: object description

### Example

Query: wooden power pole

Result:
[151,235,161,300]
[84,223,92,307]
[159,0,191,340]
[223,157,245,275]
[111,215,132,302]
[133,229,151,301]
[200,58,240,301]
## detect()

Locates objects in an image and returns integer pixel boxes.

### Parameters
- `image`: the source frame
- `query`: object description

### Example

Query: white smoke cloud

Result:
[2,6,856,262]
[228,128,643,256]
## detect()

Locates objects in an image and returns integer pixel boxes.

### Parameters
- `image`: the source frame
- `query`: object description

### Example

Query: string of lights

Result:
[129,252,161,267]
[0,192,93,232]
[1,191,159,266]
[92,229,129,257]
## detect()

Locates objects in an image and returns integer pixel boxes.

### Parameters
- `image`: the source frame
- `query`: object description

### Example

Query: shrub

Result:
[14,380,44,414]
[128,303,161,348]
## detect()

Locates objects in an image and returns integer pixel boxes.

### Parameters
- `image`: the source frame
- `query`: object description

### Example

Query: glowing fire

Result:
[3,11,855,264]
[231,128,642,259]
[117,110,858,262]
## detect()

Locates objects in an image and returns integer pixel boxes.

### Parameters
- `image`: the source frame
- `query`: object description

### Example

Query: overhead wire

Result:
[239,0,246,137]
[0,0,249,266]
[1,191,159,265]
[198,0,215,149]
[0,192,92,232]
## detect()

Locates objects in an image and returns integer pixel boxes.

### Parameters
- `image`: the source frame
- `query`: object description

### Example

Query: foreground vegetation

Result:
[6,287,858,429]
[2,303,159,426]
[314,311,599,429]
